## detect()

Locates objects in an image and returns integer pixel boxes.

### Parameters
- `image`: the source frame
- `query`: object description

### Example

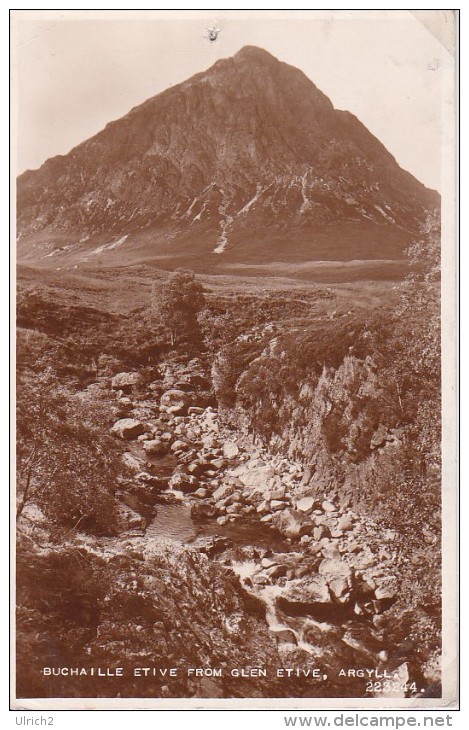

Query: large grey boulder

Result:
[111,371,140,392]
[111,418,146,440]
[273,508,313,539]
[296,496,317,513]
[223,441,239,459]
[280,574,332,605]
[318,558,354,603]
[160,389,191,415]
[116,502,146,531]
[169,471,198,493]
[143,438,167,456]
[122,452,145,472]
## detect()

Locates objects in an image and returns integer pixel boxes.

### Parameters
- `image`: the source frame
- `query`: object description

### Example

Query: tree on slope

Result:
[153,269,206,346]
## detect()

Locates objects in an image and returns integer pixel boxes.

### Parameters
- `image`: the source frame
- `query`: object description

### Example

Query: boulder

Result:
[187,460,211,477]
[322,500,337,513]
[256,500,270,514]
[270,487,286,500]
[271,628,298,645]
[313,525,330,541]
[195,535,231,557]
[111,372,140,392]
[168,472,198,493]
[160,389,191,415]
[226,504,242,515]
[271,500,287,511]
[265,563,287,579]
[143,439,167,456]
[273,508,313,539]
[209,458,227,471]
[320,541,342,560]
[116,502,146,531]
[374,581,397,601]
[171,440,190,453]
[212,484,237,501]
[233,463,277,492]
[296,496,318,513]
[281,574,332,605]
[191,503,217,519]
[122,452,145,472]
[111,419,146,440]
[135,472,166,490]
[319,558,354,603]
[223,442,239,459]
[337,514,354,532]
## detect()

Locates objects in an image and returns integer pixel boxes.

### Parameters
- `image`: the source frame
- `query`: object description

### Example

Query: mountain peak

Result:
[17,45,439,272]
[233,45,280,63]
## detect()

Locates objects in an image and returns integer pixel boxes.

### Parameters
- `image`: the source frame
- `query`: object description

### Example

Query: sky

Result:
[11,9,454,191]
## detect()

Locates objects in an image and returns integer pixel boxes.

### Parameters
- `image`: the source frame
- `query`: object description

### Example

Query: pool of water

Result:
[146,499,295,552]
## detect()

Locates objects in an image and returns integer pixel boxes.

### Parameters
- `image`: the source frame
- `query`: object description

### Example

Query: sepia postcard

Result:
[11,9,458,710]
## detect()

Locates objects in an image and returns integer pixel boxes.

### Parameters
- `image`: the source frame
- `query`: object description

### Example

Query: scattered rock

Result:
[111,372,140,392]
[270,487,286,500]
[273,508,313,539]
[171,440,190,453]
[374,581,397,601]
[191,503,217,519]
[271,628,298,645]
[143,439,167,456]
[116,502,146,531]
[271,499,287,511]
[111,418,147,440]
[318,558,354,603]
[337,514,354,532]
[313,525,330,541]
[122,452,145,471]
[296,496,317,513]
[160,389,191,415]
[212,484,237,501]
[223,442,239,459]
[265,563,287,579]
[169,471,198,493]
[280,574,332,605]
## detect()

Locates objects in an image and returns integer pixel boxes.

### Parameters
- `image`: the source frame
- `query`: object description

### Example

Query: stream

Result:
[123,423,415,698]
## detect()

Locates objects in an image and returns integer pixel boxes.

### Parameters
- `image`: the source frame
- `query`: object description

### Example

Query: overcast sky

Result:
[11,9,453,191]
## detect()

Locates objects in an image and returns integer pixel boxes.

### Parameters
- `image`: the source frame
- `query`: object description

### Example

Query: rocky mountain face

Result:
[17,46,438,269]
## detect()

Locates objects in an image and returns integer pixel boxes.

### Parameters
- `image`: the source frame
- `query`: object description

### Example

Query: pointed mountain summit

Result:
[17,46,439,272]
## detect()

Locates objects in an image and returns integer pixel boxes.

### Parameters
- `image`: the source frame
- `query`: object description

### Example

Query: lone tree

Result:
[154,269,206,346]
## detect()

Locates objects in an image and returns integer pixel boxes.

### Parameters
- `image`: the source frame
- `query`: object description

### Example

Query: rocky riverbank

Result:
[16,359,440,700]
[97,363,436,698]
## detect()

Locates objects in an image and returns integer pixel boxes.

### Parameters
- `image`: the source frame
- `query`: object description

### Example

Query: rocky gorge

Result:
[25,356,435,700]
